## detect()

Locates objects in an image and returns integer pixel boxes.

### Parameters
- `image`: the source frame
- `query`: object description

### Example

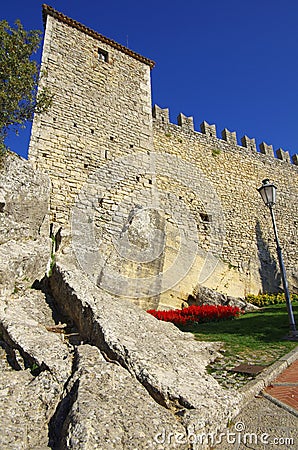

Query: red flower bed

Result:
[147,304,242,326]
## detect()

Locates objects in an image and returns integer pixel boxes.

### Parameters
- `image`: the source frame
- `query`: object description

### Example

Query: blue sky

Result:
[2,0,298,160]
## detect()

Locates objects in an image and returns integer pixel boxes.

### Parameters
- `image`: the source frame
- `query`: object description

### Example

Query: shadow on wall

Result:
[255,221,281,293]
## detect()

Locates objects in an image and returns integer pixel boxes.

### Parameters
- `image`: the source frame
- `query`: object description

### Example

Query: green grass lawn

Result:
[182,302,298,366]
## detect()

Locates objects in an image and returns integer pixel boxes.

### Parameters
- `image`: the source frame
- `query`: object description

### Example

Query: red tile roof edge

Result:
[42,4,156,69]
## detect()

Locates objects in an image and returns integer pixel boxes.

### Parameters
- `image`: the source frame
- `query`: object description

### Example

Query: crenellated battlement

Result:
[259,142,274,158]
[276,148,291,163]
[221,128,237,146]
[200,121,217,138]
[177,113,194,132]
[152,104,298,166]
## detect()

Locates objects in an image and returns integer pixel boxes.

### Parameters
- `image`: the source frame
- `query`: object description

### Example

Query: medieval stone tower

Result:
[29,5,298,308]
[29,5,155,224]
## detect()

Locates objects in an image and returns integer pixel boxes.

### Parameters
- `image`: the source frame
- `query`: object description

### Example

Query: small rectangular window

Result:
[98,48,109,62]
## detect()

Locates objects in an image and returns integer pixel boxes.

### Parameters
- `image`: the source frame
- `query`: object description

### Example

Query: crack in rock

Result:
[50,344,189,449]
[49,254,243,444]
[0,288,74,449]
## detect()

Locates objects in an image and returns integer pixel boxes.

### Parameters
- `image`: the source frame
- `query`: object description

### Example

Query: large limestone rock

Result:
[96,206,165,310]
[0,289,72,383]
[0,288,73,449]
[0,152,70,448]
[0,369,61,449]
[190,284,258,312]
[50,254,243,441]
[0,152,51,294]
[55,344,188,449]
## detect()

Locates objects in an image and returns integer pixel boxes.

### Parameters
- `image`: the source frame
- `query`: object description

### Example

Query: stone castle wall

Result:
[152,106,298,302]
[29,6,298,306]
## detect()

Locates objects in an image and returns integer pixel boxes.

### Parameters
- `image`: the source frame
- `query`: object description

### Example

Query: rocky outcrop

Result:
[189,284,258,312]
[0,284,187,450]
[0,288,72,449]
[0,152,246,449]
[0,289,72,383]
[49,254,242,442]
[0,263,242,449]
[0,368,61,449]
[0,152,69,449]
[0,152,51,294]
[56,345,188,449]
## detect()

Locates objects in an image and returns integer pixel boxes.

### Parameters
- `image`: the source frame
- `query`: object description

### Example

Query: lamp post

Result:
[258,179,298,339]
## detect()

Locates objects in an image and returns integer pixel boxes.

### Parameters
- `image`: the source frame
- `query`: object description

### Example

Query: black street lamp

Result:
[258,179,298,339]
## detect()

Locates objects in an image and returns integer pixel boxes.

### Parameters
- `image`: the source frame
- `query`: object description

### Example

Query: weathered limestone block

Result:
[50,255,242,437]
[0,288,73,449]
[97,206,164,308]
[58,344,188,449]
[0,369,61,449]
[190,284,258,312]
[0,290,72,384]
[0,152,51,293]
[0,239,51,294]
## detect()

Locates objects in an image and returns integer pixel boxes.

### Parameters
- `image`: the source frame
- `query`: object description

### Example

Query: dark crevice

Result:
[27,278,84,449]
[48,379,79,449]
[6,265,193,445]
[32,278,63,325]
[48,350,80,449]
[0,339,21,371]
[0,323,47,375]
[32,276,82,344]
[48,264,192,414]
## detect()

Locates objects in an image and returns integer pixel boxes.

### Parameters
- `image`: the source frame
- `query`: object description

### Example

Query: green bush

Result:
[245,292,298,307]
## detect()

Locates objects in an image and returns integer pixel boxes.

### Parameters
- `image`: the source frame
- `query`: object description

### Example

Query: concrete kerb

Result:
[262,392,298,418]
[238,346,298,406]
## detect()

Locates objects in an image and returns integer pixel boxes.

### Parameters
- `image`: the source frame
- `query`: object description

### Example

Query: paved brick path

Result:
[265,359,298,413]
[214,357,298,449]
